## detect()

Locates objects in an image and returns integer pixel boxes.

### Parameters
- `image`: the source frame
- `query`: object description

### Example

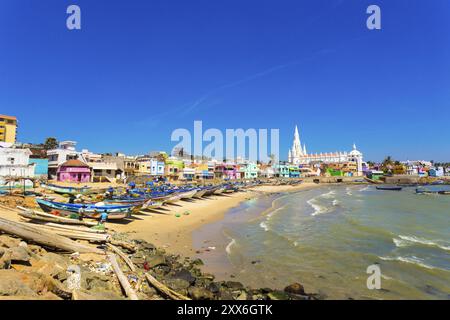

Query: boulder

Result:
[0,270,37,297]
[188,286,215,300]
[146,254,167,268]
[284,282,306,295]
[9,247,30,263]
[267,290,290,300]
[164,278,190,292]
[223,281,244,290]
[172,268,196,285]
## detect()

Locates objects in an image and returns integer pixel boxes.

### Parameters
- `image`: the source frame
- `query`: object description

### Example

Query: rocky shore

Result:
[0,228,319,300]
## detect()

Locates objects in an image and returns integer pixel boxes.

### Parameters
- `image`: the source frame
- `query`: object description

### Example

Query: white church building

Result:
[288,125,364,176]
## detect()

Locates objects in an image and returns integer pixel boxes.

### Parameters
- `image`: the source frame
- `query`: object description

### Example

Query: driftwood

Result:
[145,273,190,300]
[0,216,103,254]
[108,253,139,300]
[106,243,136,272]
[25,224,109,242]
[109,239,136,252]
[32,222,106,234]
[17,207,97,227]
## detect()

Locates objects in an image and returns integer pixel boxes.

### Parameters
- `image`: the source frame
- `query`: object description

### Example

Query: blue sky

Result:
[1,0,449,162]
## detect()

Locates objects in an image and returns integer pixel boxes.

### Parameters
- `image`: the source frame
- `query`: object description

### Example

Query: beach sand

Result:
[109,183,317,257]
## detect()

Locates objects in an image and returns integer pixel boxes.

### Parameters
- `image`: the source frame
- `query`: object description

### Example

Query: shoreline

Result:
[108,183,319,258]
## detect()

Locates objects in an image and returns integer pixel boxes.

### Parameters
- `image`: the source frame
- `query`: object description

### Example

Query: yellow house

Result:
[0,115,17,144]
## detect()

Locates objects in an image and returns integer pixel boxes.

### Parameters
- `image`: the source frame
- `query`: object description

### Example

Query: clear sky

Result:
[1,0,449,162]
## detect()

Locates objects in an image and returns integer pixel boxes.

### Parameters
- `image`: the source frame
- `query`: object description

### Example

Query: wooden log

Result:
[106,243,136,272]
[109,239,136,252]
[145,273,190,300]
[108,253,139,300]
[0,216,104,254]
[17,207,97,227]
[25,224,109,242]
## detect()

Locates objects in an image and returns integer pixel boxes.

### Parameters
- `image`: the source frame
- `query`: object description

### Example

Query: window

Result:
[7,157,15,164]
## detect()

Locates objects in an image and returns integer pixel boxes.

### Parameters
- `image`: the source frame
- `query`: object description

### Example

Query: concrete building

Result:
[0,115,18,144]
[47,141,85,179]
[56,159,91,183]
[0,145,35,188]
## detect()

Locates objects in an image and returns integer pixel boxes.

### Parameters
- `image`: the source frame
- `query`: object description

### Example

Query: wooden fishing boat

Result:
[180,189,198,199]
[214,187,225,195]
[202,186,218,196]
[41,183,92,196]
[192,188,208,199]
[376,186,402,191]
[35,198,133,220]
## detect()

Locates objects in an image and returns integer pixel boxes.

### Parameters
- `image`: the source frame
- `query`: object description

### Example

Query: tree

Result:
[43,137,58,150]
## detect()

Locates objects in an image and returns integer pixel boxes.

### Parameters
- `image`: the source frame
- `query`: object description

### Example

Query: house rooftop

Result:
[60,159,89,167]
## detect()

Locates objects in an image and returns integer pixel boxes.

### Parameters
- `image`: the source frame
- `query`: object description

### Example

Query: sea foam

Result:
[394,235,450,252]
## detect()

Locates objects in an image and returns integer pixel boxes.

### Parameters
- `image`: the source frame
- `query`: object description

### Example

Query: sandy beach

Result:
[108,183,317,257]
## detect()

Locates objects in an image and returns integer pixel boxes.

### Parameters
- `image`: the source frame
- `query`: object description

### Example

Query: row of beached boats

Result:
[35,182,262,220]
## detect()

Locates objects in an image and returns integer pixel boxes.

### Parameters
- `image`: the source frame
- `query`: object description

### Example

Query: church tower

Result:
[289,125,304,164]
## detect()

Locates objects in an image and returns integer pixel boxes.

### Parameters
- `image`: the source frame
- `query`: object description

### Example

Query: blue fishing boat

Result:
[36,198,134,220]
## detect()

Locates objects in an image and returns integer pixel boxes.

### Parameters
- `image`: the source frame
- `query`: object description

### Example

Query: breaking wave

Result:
[307,197,330,216]
[380,255,436,270]
[393,235,450,252]
[225,238,237,254]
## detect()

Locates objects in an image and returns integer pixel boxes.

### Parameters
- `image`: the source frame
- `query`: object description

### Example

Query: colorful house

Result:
[239,162,258,179]
[164,158,184,181]
[289,165,300,178]
[57,159,91,183]
[273,164,290,178]
[29,158,48,178]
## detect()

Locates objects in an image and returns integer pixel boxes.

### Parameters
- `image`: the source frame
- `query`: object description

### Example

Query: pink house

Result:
[57,159,91,182]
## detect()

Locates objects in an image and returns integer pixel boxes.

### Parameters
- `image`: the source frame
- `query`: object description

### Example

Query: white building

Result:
[288,125,364,176]
[0,146,35,187]
[47,141,86,179]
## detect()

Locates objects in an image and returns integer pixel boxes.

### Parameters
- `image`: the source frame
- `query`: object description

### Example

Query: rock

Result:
[164,278,190,292]
[191,258,204,266]
[236,291,248,300]
[188,287,215,300]
[0,270,38,296]
[223,281,244,290]
[284,282,306,295]
[267,290,290,300]
[147,255,167,268]
[207,282,220,294]
[172,268,196,285]
[218,288,234,300]
[9,247,30,263]
[131,256,146,265]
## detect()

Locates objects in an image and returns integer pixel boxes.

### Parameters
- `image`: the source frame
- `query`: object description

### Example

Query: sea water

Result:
[193,185,450,299]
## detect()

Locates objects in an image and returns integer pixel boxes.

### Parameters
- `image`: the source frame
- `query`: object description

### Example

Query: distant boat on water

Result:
[376,186,402,191]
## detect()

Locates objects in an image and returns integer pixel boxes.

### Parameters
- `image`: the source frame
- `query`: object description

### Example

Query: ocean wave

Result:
[260,221,269,232]
[307,197,330,216]
[346,187,353,196]
[225,238,237,254]
[332,199,340,206]
[393,235,450,252]
[359,186,370,192]
[320,190,336,199]
[380,255,436,270]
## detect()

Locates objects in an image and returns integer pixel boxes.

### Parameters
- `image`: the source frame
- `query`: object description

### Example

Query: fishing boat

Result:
[35,198,134,220]
[203,186,218,196]
[214,187,225,195]
[193,188,208,199]
[41,183,92,196]
[180,189,198,199]
[376,186,402,191]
